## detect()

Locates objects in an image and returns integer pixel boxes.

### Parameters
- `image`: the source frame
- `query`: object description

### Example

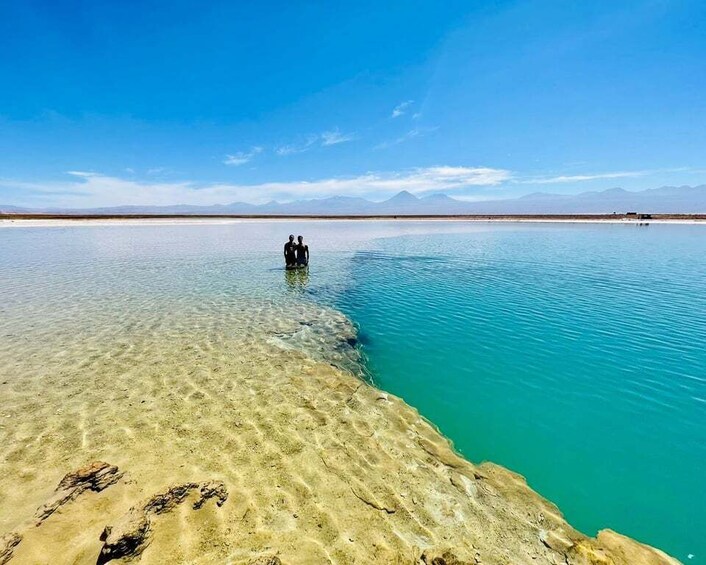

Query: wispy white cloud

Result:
[1,166,512,208]
[365,167,511,193]
[8,165,692,209]
[276,130,356,154]
[275,136,318,156]
[321,129,356,146]
[520,171,648,184]
[391,100,413,118]
[223,146,263,166]
[375,126,437,150]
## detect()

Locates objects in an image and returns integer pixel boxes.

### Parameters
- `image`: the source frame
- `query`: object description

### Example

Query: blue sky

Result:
[1,0,705,207]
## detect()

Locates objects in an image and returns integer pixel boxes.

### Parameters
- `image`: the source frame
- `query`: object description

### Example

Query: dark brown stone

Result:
[194,480,229,509]
[35,461,123,525]
[421,549,473,565]
[97,509,151,565]
[0,532,22,565]
[97,480,228,564]
[248,556,282,565]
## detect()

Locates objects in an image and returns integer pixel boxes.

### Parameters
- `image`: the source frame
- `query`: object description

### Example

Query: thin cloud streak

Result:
[277,130,356,154]
[321,129,356,146]
[375,126,437,149]
[223,146,263,166]
[275,136,318,156]
[391,100,413,118]
[520,171,648,184]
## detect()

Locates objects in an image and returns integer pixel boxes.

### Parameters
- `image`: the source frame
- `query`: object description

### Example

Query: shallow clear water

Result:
[1,220,704,562]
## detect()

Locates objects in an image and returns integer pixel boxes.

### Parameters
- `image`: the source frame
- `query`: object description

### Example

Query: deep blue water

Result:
[336,222,706,562]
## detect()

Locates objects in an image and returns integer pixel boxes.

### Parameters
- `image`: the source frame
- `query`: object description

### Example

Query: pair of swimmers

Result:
[284,235,309,268]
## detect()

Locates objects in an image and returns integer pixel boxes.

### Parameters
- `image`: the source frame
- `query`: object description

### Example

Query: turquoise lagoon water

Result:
[1,220,704,561]
[334,222,706,563]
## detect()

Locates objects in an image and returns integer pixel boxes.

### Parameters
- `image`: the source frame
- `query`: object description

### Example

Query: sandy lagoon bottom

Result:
[0,221,680,564]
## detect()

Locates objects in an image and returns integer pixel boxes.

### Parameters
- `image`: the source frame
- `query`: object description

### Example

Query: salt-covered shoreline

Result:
[1,216,705,229]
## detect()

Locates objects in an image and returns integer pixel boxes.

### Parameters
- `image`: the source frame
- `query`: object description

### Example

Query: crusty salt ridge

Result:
[0,301,679,564]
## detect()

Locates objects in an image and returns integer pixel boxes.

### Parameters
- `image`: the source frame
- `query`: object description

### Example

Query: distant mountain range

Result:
[2,185,706,216]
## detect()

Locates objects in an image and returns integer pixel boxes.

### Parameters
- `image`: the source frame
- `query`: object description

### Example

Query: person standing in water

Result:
[295,235,309,267]
[284,234,297,268]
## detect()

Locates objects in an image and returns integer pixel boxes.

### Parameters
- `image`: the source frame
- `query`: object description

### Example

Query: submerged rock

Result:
[142,482,199,515]
[193,480,229,509]
[56,460,123,492]
[35,461,123,525]
[98,480,228,564]
[266,303,365,376]
[0,532,22,565]
[98,507,151,565]
[420,549,473,565]
[0,461,123,564]
[248,556,283,565]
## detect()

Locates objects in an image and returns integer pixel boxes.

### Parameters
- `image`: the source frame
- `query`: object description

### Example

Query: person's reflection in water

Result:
[285,266,309,291]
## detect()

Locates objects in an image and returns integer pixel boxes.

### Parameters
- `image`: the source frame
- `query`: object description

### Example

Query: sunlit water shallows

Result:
[1,220,704,562]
